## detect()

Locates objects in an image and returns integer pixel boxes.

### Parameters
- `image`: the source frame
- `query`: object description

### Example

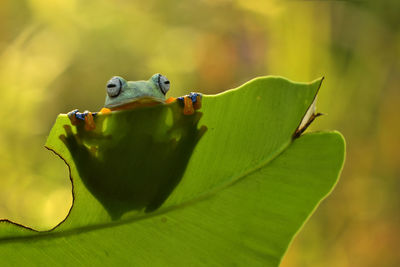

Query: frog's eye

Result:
[106,77,123,97]
[157,74,170,95]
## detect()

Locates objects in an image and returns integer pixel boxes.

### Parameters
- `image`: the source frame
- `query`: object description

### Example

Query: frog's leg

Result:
[67,109,98,131]
[177,93,202,115]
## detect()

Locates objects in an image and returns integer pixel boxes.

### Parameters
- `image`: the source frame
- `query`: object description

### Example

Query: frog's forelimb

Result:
[67,109,98,131]
[177,92,202,115]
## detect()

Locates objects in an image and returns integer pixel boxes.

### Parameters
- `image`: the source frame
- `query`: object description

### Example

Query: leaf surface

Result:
[0,76,345,266]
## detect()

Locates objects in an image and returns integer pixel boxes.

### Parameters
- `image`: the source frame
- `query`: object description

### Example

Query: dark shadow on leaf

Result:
[60,104,206,220]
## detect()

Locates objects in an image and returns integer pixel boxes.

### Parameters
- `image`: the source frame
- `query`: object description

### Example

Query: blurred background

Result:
[0,0,399,266]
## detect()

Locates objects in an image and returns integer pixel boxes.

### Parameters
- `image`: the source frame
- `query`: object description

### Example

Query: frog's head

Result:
[104,73,170,108]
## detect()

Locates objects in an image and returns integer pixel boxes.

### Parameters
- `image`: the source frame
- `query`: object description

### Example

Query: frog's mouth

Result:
[108,97,165,111]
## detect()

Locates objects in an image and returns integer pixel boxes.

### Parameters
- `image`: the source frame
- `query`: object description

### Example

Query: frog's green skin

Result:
[105,73,170,108]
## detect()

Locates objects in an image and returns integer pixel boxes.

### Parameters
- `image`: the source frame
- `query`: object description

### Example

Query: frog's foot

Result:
[84,112,96,131]
[177,93,202,115]
[67,109,79,126]
[67,109,98,131]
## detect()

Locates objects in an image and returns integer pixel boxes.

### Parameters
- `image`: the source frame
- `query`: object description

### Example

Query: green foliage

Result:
[0,76,345,266]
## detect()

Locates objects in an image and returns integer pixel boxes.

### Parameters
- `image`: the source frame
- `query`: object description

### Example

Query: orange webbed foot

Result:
[183,97,195,115]
[193,95,202,110]
[67,109,97,131]
[67,109,80,126]
[177,93,202,115]
[84,111,96,131]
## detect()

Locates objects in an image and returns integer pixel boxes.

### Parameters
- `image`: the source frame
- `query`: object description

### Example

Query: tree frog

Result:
[68,73,202,130]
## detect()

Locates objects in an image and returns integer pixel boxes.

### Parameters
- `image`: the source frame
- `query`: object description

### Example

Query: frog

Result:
[67,73,202,130]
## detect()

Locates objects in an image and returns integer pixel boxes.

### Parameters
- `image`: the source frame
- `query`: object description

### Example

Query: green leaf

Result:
[0,76,345,266]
